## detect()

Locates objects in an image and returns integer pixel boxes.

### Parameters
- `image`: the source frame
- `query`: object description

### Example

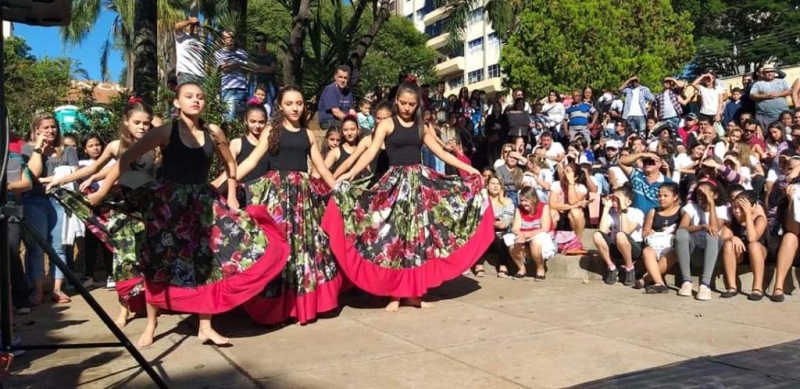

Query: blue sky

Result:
[14,9,124,83]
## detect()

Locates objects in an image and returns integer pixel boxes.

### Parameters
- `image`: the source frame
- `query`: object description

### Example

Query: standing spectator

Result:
[722,87,743,127]
[620,75,655,136]
[431,81,449,123]
[174,17,206,85]
[692,72,725,124]
[750,66,791,131]
[542,90,566,135]
[249,32,278,107]
[506,89,532,114]
[654,77,686,130]
[214,30,250,121]
[740,74,756,114]
[563,89,598,142]
[317,65,356,130]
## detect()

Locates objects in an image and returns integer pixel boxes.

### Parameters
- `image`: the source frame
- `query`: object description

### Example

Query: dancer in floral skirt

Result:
[322,81,495,312]
[87,83,289,347]
[220,86,341,325]
[48,99,157,334]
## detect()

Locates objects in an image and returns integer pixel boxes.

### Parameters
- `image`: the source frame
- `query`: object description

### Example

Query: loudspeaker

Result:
[2,0,72,26]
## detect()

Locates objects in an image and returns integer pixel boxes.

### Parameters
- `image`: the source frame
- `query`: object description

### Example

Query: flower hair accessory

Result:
[247,97,262,105]
[128,95,143,104]
[405,75,418,83]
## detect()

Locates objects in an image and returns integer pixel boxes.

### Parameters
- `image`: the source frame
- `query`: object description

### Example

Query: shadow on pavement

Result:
[571,339,800,388]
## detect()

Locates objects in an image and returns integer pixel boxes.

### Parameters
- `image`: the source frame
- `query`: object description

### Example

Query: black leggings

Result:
[476,234,511,268]
[83,233,111,280]
[8,220,30,307]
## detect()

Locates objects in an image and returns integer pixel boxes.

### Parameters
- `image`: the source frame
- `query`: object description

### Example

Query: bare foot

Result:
[385,299,401,312]
[404,297,434,309]
[137,322,157,348]
[198,327,230,346]
[114,309,129,328]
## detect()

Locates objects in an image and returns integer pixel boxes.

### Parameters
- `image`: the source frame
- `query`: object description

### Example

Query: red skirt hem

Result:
[242,273,344,325]
[322,199,495,298]
[115,278,146,314]
[143,205,289,315]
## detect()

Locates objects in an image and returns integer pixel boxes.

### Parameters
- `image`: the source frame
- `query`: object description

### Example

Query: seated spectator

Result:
[639,182,681,293]
[493,143,514,170]
[537,132,565,170]
[507,187,556,280]
[521,155,553,203]
[593,186,645,286]
[764,122,789,162]
[495,150,525,205]
[592,139,623,195]
[675,182,729,300]
[549,163,589,245]
[721,190,768,300]
[356,99,375,135]
[476,175,515,278]
[619,151,672,215]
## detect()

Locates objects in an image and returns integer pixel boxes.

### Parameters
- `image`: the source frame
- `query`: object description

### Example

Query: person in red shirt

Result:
[677,113,698,146]
[9,133,25,154]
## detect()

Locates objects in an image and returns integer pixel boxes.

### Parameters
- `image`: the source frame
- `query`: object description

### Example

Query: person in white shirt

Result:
[537,132,565,170]
[692,72,725,124]
[675,181,729,300]
[593,186,645,286]
[174,17,206,85]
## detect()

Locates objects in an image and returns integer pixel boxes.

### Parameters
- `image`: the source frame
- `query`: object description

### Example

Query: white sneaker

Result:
[106,277,116,289]
[678,282,693,297]
[696,284,712,301]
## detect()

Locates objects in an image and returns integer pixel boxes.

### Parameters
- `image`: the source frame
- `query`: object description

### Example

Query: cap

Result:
[686,113,698,120]
[605,140,624,149]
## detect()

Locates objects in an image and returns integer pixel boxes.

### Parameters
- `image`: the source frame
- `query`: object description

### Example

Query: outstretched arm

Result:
[423,126,479,175]
[47,141,120,190]
[209,124,240,209]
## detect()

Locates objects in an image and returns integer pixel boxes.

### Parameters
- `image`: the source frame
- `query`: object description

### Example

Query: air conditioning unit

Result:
[2,0,72,26]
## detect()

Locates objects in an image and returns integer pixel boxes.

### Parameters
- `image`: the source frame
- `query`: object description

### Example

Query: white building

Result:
[393,0,504,95]
[3,21,13,38]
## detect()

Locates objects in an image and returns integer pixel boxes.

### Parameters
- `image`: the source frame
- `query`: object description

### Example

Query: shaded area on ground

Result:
[572,339,800,388]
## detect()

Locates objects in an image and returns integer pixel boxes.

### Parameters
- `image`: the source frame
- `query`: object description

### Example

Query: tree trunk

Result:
[133,0,158,102]
[284,0,312,87]
[349,0,392,86]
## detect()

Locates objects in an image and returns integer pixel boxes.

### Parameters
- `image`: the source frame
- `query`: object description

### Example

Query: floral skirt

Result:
[52,186,148,312]
[58,180,288,315]
[322,165,495,298]
[240,170,343,325]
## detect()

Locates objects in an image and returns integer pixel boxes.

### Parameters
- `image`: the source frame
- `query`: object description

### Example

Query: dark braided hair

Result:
[268,86,306,155]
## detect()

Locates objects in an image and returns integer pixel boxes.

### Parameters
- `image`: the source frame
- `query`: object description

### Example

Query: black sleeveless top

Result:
[237,135,270,182]
[652,209,681,232]
[269,128,309,172]
[161,121,213,184]
[330,145,351,174]
[385,116,421,166]
[733,215,768,245]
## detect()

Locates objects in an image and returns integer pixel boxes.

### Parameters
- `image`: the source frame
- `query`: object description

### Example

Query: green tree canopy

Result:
[4,37,72,136]
[673,0,800,76]
[500,0,694,98]
[357,16,437,96]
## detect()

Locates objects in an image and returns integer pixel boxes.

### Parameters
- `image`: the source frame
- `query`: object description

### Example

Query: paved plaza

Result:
[4,272,800,389]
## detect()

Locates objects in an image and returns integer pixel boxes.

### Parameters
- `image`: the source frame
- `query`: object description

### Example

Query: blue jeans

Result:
[507,191,519,207]
[221,88,248,121]
[23,196,68,282]
[421,146,436,169]
[627,115,646,136]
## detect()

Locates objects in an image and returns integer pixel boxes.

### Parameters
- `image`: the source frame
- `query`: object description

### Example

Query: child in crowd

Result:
[593,186,645,286]
[251,84,273,118]
[357,99,375,135]
[507,187,556,280]
[722,190,768,300]
[639,182,681,293]
[676,182,728,300]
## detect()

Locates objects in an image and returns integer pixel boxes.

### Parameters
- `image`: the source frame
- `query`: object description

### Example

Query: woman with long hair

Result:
[227,86,340,325]
[87,83,289,346]
[476,175,514,278]
[325,115,361,174]
[23,112,79,305]
[48,101,160,334]
[323,81,492,312]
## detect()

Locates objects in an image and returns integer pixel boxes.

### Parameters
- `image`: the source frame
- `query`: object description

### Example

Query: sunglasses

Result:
[744,129,757,134]
[254,39,266,43]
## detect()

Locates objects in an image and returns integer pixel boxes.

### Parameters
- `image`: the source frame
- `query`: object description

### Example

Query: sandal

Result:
[645,284,670,294]
[51,292,71,304]
[720,289,738,299]
[748,289,764,301]
[770,288,785,303]
[511,273,526,280]
[497,270,508,279]
[474,268,485,278]
[533,274,546,282]
[633,279,645,290]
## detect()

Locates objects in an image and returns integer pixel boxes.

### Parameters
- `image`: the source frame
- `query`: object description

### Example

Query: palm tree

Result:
[133,0,158,100]
[435,0,522,47]
[63,0,135,85]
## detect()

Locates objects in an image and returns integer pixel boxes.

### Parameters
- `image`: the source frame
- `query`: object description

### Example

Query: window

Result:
[415,10,424,21]
[448,76,464,90]
[467,37,484,53]
[488,32,500,48]
[488,64,501,78]
[468,69,484,84]
[470,8,484,24]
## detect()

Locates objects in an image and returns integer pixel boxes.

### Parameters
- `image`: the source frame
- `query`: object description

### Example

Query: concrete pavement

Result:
[4,272,799,389]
